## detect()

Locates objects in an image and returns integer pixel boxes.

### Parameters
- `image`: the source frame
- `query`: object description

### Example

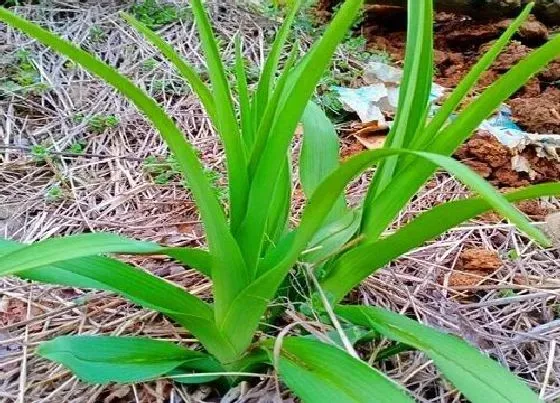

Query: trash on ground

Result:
[334,62,560,175]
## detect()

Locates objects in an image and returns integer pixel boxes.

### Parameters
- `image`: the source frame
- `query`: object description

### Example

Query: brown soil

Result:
[509,87,560,134]
[457,131,560,187]
[457,248,502,271]
[352,7,560,188]
[362,9,560,132]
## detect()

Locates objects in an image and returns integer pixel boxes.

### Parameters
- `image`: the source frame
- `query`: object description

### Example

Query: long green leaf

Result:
[264,159,292,249]
[408,3,534,152]
[0,233,159,276]
[121,12,217,121]
[39,336,222,384]
[322,182,560,301]
[0,8,250,329]
[267,337,413,402]
[0,233,213,278]
[252,0,303,126]
[362,0,433,232]
[359,31,560,241]
[248,45,298,175]
[235,0,364,276]
[163,247,212,277]
[0,239,107,289]
[336,306,540,403]
[190,0,249,233]
[235,35,253,148]
[0,237,236,361]
[300,101,347,222]
[222,148,548,354]
[302,208,361,264]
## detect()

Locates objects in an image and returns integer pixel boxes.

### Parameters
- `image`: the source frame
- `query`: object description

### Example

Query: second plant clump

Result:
[0,0,559,401]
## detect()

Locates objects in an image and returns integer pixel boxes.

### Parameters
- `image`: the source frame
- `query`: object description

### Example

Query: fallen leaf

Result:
[352,120,388,150]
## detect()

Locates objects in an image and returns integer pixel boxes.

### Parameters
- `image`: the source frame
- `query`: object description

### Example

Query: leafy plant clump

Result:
[73,113,120,133]
[131,0,190,29]
[0,49,49,96]
[0,1,559,401]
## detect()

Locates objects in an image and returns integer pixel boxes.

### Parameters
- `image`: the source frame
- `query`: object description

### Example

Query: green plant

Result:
[0,48,48,95]
[31,144,49,162]
[45,183,63,202]
[87,114,120,132]
[142,57,158,71]
[1,1,559,401]
[88,25,106,43]
[66,140,86,154]
[144,154,225,199]
[131,0,190,29]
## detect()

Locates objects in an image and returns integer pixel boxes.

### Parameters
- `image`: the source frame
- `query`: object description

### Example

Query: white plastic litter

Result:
[333,61,560,173]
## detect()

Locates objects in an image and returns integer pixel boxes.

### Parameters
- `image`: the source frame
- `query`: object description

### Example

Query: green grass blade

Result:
[0,233,213,279]
[264,159,292,249]
[261,148,548,278]
[252,0,303,125]
[0,238,235,361]
[121,12,217,121]
[411,152,549,245]
[302,208,361,264]
[408,4,533,153]
[300,101,347,222]
[356,33,560,241]
[322,182,560,301]
[0,233,160,276]
[163,247,212,277]
[222,147,549,353]
[0,8,251,317]
[337,306,540,403]
[265,337,413,402]
[0,238,108,289]
[361,0,433,234]
[235,0,364,275]
[39,336,222,384]
[235,35,254,149]
[190,0,249,232]
[249,46,298,175]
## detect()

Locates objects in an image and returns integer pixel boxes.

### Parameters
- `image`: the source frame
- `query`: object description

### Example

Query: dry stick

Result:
[539,340,557,400]
[306,265,359,360]
[0,145,145,162]
[17,289,33,403]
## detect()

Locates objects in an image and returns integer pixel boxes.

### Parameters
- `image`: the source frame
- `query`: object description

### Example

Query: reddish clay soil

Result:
[362,10,560,131]
[355,7,560,187]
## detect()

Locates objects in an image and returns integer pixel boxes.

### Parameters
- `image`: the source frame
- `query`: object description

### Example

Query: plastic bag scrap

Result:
[334,61,560,174]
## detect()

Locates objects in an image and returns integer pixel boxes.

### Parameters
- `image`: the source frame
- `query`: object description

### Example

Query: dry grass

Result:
[1,1,559,402]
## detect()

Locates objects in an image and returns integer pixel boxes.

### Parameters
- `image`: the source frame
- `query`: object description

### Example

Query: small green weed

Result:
[66,140,87,154]
[131,0,190,29]
[87,114,120,132]
[499,288,516,298]
[144,154,225,199]
[31,144,49,162]
[45,184,63,202]
[142,57,158,71]
[507,249,520,260]
[88,25,107,43]
[0,48,49,96]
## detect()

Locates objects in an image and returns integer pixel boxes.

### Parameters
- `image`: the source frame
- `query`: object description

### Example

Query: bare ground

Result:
[1,2,559,402]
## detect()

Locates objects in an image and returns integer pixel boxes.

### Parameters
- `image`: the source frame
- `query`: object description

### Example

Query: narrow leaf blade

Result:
[322,182,560,301]
[268,337,413,403]
[122,12,217,121]
[300,101,347,222]
[337,306,540,403]
[38,336,222,384]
